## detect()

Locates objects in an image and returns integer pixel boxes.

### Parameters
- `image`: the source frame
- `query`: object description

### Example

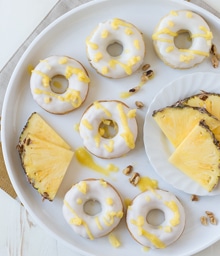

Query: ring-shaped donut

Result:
[86,18,145,78]
[79,100,138,159]
[30,56,90,114]
[152,10,213,69]
[62,179,124,239]
[126,189,185,249]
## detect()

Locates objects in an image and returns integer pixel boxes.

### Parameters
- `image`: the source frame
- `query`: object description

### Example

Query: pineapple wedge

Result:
[17,112,74,201]
[17,134,74,201]
[153,105,220,148]
[179,91,220,120]
[169,120,220,192]
[19,112,71,150]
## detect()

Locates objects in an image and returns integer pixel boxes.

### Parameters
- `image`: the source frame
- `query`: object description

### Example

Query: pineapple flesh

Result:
[19,112,71,150]
[153,105,220,148]
[17,112,74,201]
[169,120,220,192]
[180,91,220,120]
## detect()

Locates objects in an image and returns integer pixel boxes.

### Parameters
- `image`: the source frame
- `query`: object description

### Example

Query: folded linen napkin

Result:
[0,0,219,199]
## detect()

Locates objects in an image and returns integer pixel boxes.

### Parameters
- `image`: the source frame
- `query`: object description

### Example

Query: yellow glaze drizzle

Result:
[117,103,135,149]
[82,119,93,130]
[94,52,103,62]
[134,39,140,50]
[137,176,158,192]
[131,216,166,249]
[101,29,109,38]
[104,140,114,153]
[127,109,136,118]
[86,38,99,50]
[165,201,180,226]
[32,70,50,87]
[59,57,68,64]
[76,181,88,195]
[125,28,133,35]
[95,216,103,230]
[93,101,112,117]
[64,200,94,240]
[106,197,114,205]
[108,233,121,248]
[75,147,118,176]
[111,18,133,30]
[65,66,90,83]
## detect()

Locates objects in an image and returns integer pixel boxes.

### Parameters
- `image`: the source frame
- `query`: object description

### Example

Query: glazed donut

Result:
[86,18,145,78]
[126,189,185,249]
[152,10,213,69]
[62,179,124,239]
[79,100,138,158]
[30,56,90,114]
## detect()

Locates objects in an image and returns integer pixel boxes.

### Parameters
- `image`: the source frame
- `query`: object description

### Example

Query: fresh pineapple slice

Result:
[180,91,220,120]
[169,120,220,192]
[153,105,220,147]
[17,134,74,201]
[19,112,71,149]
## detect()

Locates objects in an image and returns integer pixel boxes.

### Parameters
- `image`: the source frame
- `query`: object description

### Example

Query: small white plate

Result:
[144,72,220,196]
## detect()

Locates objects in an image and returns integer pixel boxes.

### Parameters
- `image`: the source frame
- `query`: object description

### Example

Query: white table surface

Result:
[1,0,220,255]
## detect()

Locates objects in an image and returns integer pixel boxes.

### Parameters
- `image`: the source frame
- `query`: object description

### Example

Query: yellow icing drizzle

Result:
[65,66,90,83]
[32,70,50,87]
[180,54,195,63]
[137,176,158,192]
[170,10,178,16]
[75,147,118,176]
[179,48,209,57]
[34,88,83,107]
[104,140,114,152]
[95,216,103,230]
[27,64,34,75]
[40,59,51,70]
[103,211,124,226]
[131,216,166,249]
[165,201,180,226]
[59,57,68,64]
[186,11,193,18]
[93,101,112,117]
[76,198,83,204]
[101,29,109,38]
[101,66,109,75]
[76,181,88,194]
[167,20,174,27]
[86,38,99,50]
[127,109,136,118]
[134,39,140,50]
[108,233,121,248]
[44,96,51,104]
[125,28,133,35]
[106,197,114,205]
[117,103,135,149]
[191,26,213,41]
[166,46,174,53]
[64,200,94,240]
[109,56,140,75]
[111,18,133,30]
[94,52,103,62]
[82,119,93,130]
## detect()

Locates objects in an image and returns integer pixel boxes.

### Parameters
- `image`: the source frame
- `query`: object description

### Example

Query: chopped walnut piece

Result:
[135,101,144,109]
[123,165,133,175]
[200,216,208,226]
[129,172,140,186]
[205,211,218,225]
[142,63,151,71]
[191,194,199,201]
[211,55,219,68]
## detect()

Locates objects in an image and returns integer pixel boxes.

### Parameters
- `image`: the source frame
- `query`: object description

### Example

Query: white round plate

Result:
[2,0,220,256]
[144,72,220,196]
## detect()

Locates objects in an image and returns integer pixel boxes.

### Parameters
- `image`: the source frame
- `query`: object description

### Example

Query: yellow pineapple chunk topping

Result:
[169,120,220,192]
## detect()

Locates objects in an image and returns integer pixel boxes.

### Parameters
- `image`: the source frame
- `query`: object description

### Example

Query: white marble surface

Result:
[1,0,220,255]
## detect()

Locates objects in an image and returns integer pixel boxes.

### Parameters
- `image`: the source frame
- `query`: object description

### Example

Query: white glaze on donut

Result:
[79,100,138,158]
[152,10,213,69]
[62,179,124,239]
[86,18,145,78]
[30,56,90,114]
[126,189,185,249]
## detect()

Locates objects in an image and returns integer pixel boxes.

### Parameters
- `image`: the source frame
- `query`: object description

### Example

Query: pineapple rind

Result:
[180,92,220,120]
[169,120,220,192]
[19,112,71,150]
[153,105,220,148]
[20,134,74,200]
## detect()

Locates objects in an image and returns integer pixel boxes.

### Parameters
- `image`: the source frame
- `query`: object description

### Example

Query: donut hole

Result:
[107,41,123,57]
[99,119,118,139]
[50,75,69,94]
[174,30,192,49]
[84,199,102,216]
[146,209,165,227]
